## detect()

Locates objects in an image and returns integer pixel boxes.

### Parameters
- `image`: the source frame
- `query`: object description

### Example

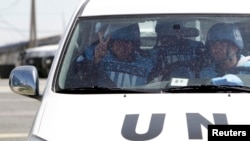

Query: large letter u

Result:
[121,114,165,141]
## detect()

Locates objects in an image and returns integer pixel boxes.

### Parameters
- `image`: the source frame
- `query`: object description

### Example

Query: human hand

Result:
[94,32,110,63]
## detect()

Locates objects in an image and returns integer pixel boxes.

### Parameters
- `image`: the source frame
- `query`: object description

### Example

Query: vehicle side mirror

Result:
[9,65,42,100]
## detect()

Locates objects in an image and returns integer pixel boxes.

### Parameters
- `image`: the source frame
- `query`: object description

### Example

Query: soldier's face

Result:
[112,40,135,61]
[210,41,238,69]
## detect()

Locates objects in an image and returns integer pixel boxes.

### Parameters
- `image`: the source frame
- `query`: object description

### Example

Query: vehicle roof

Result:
[25,44,58,52]
[80,0,250,17]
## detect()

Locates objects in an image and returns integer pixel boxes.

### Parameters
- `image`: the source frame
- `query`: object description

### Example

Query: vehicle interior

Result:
[55,14,250,93]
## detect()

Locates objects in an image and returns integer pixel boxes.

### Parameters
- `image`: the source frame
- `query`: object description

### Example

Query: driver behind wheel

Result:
[199,22,250,78]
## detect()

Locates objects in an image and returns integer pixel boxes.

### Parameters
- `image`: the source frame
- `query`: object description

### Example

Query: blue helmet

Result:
[104,23,141,48]
[206,23,244,49]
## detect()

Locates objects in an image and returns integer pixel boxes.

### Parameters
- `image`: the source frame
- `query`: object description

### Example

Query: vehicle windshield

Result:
[56,14,250,93]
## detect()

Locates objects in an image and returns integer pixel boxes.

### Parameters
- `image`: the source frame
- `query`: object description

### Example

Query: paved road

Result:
[0,79,45,141]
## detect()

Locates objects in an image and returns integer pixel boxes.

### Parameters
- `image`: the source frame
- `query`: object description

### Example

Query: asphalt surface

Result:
[0,79,45,141]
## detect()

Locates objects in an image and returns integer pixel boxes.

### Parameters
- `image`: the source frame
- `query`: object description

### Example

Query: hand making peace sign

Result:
[94,32,110,63]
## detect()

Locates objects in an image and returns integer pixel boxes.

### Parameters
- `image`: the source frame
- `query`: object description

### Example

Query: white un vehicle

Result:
[8,0,250,140]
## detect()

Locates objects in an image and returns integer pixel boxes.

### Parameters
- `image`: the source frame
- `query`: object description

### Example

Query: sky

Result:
[0,0,82,46]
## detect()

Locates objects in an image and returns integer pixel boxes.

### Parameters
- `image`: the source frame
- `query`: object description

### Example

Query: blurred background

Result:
[0,1,81,140]
[0,0,82,78]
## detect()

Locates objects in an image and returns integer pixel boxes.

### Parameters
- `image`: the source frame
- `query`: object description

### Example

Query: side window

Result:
[139,21,157,50]
[237,23,250,56]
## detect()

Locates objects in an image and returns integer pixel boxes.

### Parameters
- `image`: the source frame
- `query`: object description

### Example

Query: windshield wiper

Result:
[162,85,250,93]
[57,86,154,94]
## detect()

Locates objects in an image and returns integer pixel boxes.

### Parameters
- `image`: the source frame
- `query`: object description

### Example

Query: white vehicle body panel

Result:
[81,0,250,16]
[33,93,249,140]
